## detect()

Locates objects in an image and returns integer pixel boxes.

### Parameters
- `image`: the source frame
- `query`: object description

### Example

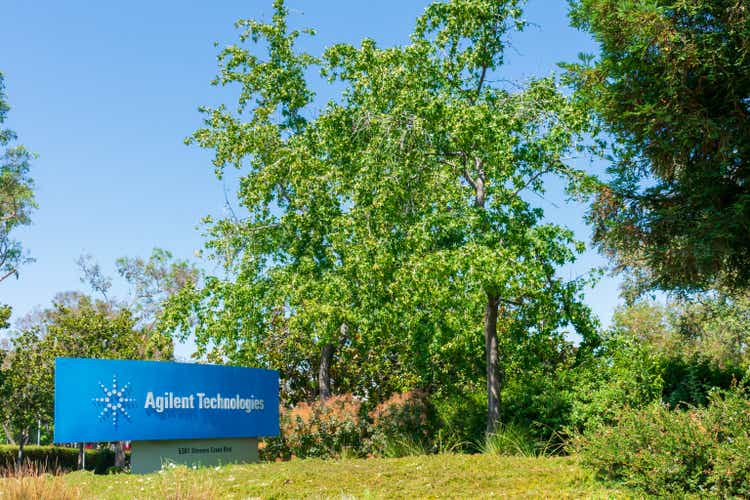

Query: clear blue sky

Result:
[2,0,621,356]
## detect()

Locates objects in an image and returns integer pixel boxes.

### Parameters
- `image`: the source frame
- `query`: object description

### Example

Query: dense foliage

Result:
[564,295,750,495]
[263,391,467,460]
[0,445,126,475]
[567,0,750,291]
[574,388,750,497]
[164,0,598,435]
[263,395,367,460]
[4,2,750,495]
[0,330,50,457]
[568,297,746,431]
[0,72,35,333]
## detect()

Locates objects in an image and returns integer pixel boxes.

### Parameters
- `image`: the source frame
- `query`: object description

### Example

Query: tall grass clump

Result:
[480,423,561,457]
[0,462,81,499]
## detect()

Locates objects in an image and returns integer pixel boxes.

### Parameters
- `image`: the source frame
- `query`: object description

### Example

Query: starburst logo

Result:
[92,374,136,427]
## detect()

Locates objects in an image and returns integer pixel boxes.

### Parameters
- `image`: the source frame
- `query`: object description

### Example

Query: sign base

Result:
[130,437,258,474]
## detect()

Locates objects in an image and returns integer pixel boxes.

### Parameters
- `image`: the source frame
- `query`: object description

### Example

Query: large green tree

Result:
[42,294,172,362]
[167,0,598,431]
[567,0,750,291]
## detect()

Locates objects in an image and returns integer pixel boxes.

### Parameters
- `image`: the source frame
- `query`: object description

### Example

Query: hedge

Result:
[0,445,128,474]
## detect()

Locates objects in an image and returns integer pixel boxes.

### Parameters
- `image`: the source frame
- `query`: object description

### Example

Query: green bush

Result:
[567,329,744,433]
[0,445,127,474]
[432,390,485,452]
[568,333,665,432]
[501,371,575,447]
[574,388,750,496]
[661,355,744,408]
[703,389,750,497]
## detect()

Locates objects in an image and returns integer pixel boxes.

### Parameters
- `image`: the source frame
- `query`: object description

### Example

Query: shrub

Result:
[501,371,575,447]
[262,391,448,460]
[574,388,750,496]
[262,394,368,460]
[573,404,713,495]
[0,445,126,475]
[568,328,745,436]
[661,355,744,408]
[703,389,750,497]
[567,333,665,433]
[432,390,485,452]
[368,391,439,457]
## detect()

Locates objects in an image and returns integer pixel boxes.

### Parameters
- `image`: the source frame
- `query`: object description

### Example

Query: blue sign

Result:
[54,358,279,443]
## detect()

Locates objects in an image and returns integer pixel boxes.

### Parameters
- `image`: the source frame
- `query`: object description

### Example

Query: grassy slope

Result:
[2,455,631,499]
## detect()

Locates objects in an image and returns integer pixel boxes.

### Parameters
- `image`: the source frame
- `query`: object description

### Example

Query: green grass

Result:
[0,454,634,499]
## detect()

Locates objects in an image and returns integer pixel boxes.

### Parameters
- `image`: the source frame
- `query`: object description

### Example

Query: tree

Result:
[0,72,35,285]
[566,0,750,291]
[0,329,53,467]
[8,293,170,467]
[79,248,199,333]
[76,249,196,466]
[613,291,750,369]
[0,305,10,329]
[162,0,368,403]
[679,291,750,368]
[319,0,599,430]
[169,0,598,432]
[0,72,35,337]
[43,294,169,362]
[115,248,200,328]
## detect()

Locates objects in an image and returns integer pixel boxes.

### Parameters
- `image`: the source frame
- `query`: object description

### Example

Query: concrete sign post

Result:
[54,358,279,474]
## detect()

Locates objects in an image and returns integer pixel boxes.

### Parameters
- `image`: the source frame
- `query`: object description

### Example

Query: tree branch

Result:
[473,63,488,104]
[0,268,17,283]
[498,297,523,307]
[513,168,553,197]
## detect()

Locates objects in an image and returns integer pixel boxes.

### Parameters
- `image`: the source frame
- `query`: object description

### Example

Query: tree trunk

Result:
[15,435,25,469]
[3,423,16,445]
[318,342,334,402]
[484,294,500,434]
[78,442,85,470]
[114,441,126,468]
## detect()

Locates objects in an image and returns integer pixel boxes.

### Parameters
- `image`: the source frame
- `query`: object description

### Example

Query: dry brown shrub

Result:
[284,394,362,435]
[369,390,431,427]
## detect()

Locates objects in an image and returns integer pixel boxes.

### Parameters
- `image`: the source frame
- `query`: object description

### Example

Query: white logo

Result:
[92,374,136,427]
